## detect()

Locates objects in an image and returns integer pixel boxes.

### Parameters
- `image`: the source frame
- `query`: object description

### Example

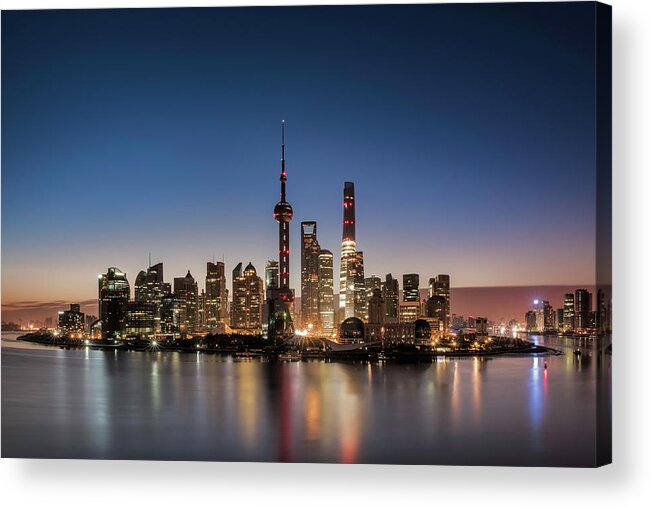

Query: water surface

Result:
[1,332,610,466]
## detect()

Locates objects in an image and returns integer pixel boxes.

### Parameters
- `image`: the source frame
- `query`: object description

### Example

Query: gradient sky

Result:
[2,4,599,314]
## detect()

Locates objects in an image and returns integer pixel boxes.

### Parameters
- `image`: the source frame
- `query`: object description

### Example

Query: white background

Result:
[1,0,649,504]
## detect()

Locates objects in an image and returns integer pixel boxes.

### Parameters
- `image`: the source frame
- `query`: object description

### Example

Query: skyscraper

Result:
[383,273,399,320]
[205,261,227,329]
[174,270,198,334]
[403,274,420,302]
[343,250,366,320]
[301,221,321,328]
[574,289,593,330]
[98,267,130,339]
[318,249,334,331]
[134,262,166,331]
[268,121,295,341]
[339,181,357,318]
[58,303,85,338]
[563,293,575,330]
[264,260,279,292]
[232,262,264,330]
[431,274,451,333]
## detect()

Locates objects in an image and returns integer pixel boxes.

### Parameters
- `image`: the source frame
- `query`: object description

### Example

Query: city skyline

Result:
[3,5,600,311]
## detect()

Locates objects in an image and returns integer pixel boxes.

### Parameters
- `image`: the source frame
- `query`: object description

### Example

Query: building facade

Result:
[301,221,321,328]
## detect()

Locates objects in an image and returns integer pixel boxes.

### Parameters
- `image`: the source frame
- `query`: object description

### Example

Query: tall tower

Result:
[339,182,357,318]
[269,121,295,341]
[301,221,320,328]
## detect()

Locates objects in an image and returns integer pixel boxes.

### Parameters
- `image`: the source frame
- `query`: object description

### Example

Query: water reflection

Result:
[1,332,610,466]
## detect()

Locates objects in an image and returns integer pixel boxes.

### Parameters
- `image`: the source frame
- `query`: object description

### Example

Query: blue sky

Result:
[2,3,598,304]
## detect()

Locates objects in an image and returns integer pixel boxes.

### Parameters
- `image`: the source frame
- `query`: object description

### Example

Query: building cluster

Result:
[524,288,612,335]
[51,124,456,343]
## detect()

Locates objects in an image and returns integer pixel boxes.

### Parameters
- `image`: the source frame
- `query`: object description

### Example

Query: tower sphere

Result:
[274,201,293,223]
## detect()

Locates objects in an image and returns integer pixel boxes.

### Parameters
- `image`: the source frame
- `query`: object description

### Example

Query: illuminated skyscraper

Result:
[431,274,451,333]
[98,267,130,340]
[574,289,593,330]
[563,293,575,330]
[383,273,399,320]
[174,270,198,334]
[232,262,264,330]
[58,303,85,338]
[318,249,334,331]
[205,261,227,329]
[134,261,166,331]
[264,260,279,292]
[403,274,420,302]
[301,221,321,327]
[339,182,357,318]
[268,121,295,342]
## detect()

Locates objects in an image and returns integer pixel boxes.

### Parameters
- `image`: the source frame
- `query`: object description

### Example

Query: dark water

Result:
[1,332,611,466]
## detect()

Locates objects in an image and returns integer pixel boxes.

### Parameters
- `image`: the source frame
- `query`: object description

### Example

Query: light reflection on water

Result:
[1,332,610,466]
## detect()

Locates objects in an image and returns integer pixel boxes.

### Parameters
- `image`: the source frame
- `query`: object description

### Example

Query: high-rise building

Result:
[318,249,334,331]
[367,288,385,325]
[134,262,166,331]
[264,260,279,292]
[301,221,321,328]
[339,181,357,318]
[58,303,85,338]
[344,250,366,320]
[403,274,420,302]
[232,262,264,330]
[174,271,198,334]
[398,301,421,323]
[205,261,227,329]
[125,301,156,339]
[160,293,181,336]
[574,289,593,330]
[98,267,130,339]
[426,295,447,328]
[431,274,451,332]
[268,121,295,342]
[563,293,575,330]
[383,273,399,320]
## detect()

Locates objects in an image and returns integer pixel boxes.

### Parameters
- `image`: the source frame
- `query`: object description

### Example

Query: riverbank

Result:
[16,332,561,362]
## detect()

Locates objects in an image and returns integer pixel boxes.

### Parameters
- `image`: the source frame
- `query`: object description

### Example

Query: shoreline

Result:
[15,332,562,362]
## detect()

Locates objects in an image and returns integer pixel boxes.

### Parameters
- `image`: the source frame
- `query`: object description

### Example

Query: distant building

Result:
[574,289,593,330]
[563,293,575,330]
[318,249,335,331]
[382,273,399,320]
[99,267,130,339]
[430,274,451,332]
[301,221,321,328]
[160,294,181,336]
[58,303,85,338]
[398,301,420,323]
[339,182,357,318]
[475,317,489,336]
[264,260,279,292]
[367,288,385,325]
[205,261,227,329]
[174,271,198,334]
[125,301,156,339]
[232,262,264,330]
[402,274,419,302]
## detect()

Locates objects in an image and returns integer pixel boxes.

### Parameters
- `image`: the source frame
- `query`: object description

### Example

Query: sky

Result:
[2,4,600,319]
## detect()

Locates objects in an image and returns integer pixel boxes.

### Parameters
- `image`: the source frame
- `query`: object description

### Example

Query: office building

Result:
[232,262,264,330]
[318,249,335,331]
[58,303,85,338]
[301,221,321,328]
[98,267,130,339]
[174,271,198,334]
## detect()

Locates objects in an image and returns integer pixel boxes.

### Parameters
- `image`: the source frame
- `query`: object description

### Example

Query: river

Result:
[1,331,611,466]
